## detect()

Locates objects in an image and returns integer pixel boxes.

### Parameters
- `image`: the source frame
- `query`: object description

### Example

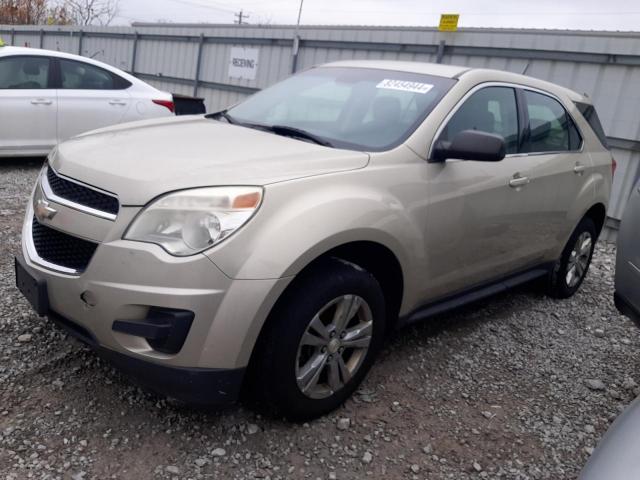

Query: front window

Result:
[0,56,50,89]
[437,86,519,154]
[227,67,456,151]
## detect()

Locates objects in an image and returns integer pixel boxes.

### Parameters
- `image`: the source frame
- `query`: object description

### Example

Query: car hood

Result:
[51,116,369,205]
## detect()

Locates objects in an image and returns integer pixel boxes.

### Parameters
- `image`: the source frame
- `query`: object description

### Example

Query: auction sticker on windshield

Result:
[376,79,434,94]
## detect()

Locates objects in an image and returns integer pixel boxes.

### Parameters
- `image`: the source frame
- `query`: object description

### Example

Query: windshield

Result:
[227,67,456,151]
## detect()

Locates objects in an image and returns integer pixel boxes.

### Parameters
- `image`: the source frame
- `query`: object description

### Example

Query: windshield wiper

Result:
[206,109,238,124]
[206,114,333,147]
[263,125,333,147]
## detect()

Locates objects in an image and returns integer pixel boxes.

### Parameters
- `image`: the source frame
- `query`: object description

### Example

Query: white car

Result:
[0,46,175,157]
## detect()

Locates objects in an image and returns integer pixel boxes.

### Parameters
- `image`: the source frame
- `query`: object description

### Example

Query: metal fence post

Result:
[436,40,446,63]
[193,33,205,97]
[10,28,15,46]
[131,31,139,74]
[39,29,44,49]
[77,30,83,56]
[291,36,300,73]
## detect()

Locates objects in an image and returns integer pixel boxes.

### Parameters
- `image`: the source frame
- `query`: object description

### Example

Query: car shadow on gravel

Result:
[386,279,548,350]
[119,279,549,421]
[0,157,45,170]
[54,279,545,428]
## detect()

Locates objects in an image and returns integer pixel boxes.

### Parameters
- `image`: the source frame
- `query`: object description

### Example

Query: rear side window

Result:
[59,59,131,90]
[439,86,519,154]
[0,56,50,89]
[523,90,582,153]
[575,102,609,149]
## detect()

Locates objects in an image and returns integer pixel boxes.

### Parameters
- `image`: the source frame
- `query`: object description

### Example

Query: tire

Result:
[547,217,597,299]
[247,258,386,421]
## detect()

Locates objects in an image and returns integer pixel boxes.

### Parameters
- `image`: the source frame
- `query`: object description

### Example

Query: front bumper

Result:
[47,309,245,406]
[17,230,290,406]
[16,252,249,406]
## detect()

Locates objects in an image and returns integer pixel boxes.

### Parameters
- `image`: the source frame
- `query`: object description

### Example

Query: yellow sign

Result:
[439,14,459,32]
[0,37,5,47]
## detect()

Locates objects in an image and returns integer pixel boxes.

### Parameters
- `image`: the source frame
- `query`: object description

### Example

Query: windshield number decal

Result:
[376,79,434,94]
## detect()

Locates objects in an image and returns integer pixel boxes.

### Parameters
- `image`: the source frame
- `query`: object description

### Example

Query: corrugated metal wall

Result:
[1,23,639,235]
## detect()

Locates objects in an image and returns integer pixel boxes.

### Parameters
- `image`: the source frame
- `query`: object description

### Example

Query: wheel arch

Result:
[583,202,607,238]
[241,239,405,396]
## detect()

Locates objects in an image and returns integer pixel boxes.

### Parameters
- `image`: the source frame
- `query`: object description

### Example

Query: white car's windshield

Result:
[225,67,456,151]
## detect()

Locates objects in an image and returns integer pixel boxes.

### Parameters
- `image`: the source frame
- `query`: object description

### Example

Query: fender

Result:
[205,170,421,283]
[554,169,609,259]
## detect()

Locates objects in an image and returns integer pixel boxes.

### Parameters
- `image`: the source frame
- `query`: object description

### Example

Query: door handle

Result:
[574,163,586,174]
[31,99,52,105]
[108,100,127,106]
[509,174,530,188]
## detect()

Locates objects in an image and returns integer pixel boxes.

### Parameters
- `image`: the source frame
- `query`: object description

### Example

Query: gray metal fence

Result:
[2,23,639,236]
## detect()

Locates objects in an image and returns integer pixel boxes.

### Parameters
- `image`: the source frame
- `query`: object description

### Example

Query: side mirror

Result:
[430,130,506,163]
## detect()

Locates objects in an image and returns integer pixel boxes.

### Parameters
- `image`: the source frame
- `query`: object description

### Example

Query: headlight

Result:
[124,186,263,256]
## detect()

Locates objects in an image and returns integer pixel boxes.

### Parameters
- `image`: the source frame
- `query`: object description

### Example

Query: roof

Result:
[0,46,143,86]
[322,60,469,79]
[0,45,81,59]
[320,60,587,102]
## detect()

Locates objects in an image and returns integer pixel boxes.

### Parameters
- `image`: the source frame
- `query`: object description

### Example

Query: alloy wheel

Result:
[295,295,373,399]
[566,231,593,288]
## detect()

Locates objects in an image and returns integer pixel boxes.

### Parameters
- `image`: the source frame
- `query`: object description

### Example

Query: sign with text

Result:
[229,47,259,81]
[438,14,460,32]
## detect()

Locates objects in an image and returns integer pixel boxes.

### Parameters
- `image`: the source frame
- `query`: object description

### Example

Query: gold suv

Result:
[15,61,613,420]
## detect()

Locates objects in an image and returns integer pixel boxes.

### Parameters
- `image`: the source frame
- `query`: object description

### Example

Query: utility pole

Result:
[234,9,249,24]
[290,0,304,73]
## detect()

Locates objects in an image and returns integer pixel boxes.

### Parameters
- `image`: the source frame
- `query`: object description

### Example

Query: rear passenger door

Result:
[519,89,586,256]
[0,55,57,154]
[55,58,131,142]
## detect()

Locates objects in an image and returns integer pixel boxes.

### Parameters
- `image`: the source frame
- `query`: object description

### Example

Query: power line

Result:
[164,0,237,14]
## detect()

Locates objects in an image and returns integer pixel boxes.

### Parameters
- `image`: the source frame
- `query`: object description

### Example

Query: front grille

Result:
[31,218,98,272]
[46,167,119,216]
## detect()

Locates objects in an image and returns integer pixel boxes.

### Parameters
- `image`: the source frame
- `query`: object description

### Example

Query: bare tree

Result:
[0,0,71,25]
[64,0,118,26]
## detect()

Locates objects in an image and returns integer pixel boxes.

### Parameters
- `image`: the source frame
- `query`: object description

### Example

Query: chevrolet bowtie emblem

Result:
[35,198,57,222]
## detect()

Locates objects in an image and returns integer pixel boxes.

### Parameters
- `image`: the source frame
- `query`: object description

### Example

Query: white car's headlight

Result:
[124,186,263,256]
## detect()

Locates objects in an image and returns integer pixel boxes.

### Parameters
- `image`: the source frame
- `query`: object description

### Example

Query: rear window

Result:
[59,59,131,90]
[575,102,609,149]
[523,90,582,153]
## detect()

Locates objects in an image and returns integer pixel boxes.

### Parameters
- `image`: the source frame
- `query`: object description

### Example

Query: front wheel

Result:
[547,217,597,299]
[248,258,386,420]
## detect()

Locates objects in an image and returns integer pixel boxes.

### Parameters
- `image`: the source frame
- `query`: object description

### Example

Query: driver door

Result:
[423,86,543,300]
[0,55,57,155]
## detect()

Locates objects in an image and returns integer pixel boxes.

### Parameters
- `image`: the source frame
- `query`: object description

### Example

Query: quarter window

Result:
[0,56,50,89]
[575,102,608,149]
[523,90,582,153]
[438,87,519,154]
[59,59,129,90]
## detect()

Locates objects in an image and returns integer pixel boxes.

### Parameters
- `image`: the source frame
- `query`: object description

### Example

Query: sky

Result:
[113,0,640,31]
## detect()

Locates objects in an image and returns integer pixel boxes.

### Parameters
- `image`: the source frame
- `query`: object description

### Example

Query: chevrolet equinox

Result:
[15,61,613,420]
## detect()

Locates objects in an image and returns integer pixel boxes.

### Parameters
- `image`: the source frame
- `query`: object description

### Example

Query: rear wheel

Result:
[547,217,597,298]
[248,258,386,420]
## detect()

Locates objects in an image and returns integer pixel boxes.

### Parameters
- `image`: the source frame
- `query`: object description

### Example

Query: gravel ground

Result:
[1,158,639,480]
